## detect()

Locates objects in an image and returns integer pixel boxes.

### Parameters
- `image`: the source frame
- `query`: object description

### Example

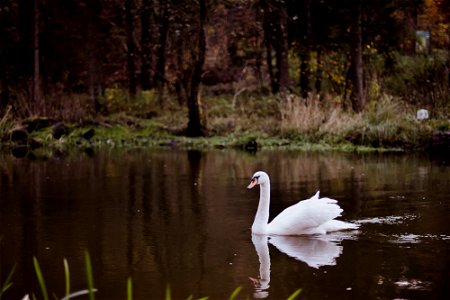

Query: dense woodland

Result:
[0,0,449,137]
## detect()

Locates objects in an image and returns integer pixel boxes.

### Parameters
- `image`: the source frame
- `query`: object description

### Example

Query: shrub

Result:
[383,50,449,117]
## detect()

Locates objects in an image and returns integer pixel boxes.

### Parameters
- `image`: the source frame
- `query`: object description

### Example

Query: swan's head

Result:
[247,171,270,189]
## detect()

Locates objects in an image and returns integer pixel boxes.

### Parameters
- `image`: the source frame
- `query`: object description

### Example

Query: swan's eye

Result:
[247,175,260,189]
[252,175,260,182]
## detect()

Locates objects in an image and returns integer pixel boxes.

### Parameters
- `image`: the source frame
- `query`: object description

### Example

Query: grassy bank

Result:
[0,92,448,157]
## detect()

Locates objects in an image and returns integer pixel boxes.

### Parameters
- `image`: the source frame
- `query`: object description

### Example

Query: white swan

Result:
[247,171,359,235]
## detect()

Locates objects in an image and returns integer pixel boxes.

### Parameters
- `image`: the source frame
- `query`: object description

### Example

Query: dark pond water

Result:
[0,149,449,299]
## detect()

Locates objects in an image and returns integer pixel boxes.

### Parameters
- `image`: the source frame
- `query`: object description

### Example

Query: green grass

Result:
[84,251,96,300]
[33,256,49,300]
[127,277,133,300]
[228,287,242,300]
[287,289,302,300]
[63,258,70,300]
[165,284,172,300]
[0,264,15,300]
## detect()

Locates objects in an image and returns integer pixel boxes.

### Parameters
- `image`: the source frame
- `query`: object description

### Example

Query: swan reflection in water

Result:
[250,233,351,298]
[250,235,271,299]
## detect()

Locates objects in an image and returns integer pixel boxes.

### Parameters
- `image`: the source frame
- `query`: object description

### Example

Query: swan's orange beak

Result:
[247,178,257,189]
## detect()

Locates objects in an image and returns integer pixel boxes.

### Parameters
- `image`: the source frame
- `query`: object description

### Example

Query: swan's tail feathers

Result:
[320,197,338,204]
[316,197,342,216]
[323,220,360,232]
[312,191,320,199]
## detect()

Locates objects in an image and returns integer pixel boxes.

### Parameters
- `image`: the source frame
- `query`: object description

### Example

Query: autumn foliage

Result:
[0,0,449,126]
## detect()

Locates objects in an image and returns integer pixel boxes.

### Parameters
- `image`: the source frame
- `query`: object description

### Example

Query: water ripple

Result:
[356,214,417,225]
[394,278,433,291]
[391,233,450,243]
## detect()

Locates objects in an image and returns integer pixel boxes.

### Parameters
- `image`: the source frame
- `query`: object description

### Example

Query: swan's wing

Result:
[267,192,343,235]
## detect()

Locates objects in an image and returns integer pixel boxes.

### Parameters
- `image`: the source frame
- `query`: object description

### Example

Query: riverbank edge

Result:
[3,116,449,159]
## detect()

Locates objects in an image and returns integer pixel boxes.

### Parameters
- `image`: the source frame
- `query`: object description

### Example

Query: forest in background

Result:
[0,0,449,142]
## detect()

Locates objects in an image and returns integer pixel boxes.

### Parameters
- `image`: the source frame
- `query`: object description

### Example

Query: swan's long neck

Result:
[252,181,270,234]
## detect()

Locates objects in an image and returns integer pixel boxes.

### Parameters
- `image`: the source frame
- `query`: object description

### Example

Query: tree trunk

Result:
[299,51,310,99]
[315,47,323,96]
[87,0,102,113]
[141,0,153,90]
[276,2,289,95]
[447,27,450,92]
[175,37,188,106]
[265,42,278,94]
[126,0,136,97]
[261,0,278,94]
[154,1,169,91]
[33,0,41,114]
[255,41,264,90]
[350,0,365,112]
[299,0,311,99]
[254,8,264,90]
[0,81,10,114]
[186,0,207,137]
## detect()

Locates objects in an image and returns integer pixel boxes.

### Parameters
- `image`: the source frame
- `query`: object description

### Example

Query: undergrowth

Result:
[276,93,437,149]
[0,89,447,153]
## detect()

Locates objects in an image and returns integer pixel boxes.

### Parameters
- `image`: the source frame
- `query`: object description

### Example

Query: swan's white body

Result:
[248,171,359,235]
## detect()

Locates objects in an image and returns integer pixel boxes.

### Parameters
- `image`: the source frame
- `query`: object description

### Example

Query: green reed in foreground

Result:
[0,264,15,300]
[33,257,49,300]
[1,251,301,300]
[63,258,70,299]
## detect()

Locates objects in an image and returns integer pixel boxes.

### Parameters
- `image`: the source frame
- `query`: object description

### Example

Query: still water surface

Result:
[0,149,449,299]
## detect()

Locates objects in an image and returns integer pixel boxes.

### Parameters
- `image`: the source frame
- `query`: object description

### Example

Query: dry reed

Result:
[279,94,363,139]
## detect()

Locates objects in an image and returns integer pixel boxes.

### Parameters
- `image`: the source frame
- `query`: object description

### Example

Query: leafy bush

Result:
[383,50,449,116]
